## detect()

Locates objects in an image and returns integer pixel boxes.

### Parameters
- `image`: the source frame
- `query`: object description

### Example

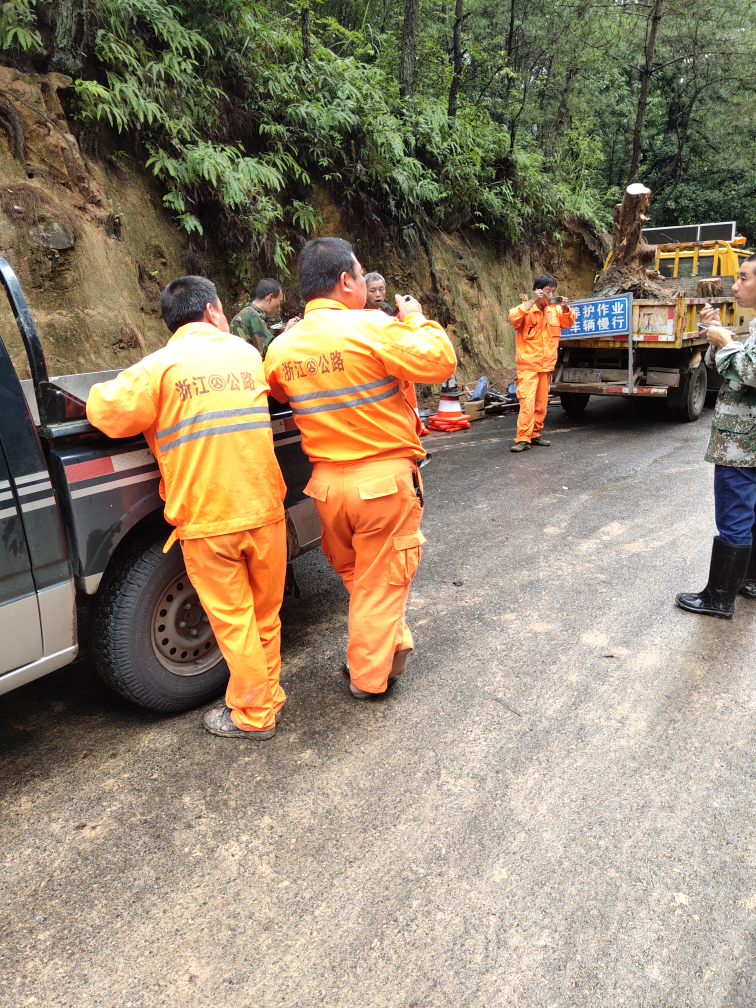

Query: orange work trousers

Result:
[305,457,425,694]
[516,368,551,442]
[181,519,287,731]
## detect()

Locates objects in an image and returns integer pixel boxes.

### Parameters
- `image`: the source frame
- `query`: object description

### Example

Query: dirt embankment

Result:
[0,67,603,383]
[0,67,185,379]
[360,226,602,387]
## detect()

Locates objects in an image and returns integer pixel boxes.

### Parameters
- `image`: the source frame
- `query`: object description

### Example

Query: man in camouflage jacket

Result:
[230,278,300,356]
[677,254,756,619]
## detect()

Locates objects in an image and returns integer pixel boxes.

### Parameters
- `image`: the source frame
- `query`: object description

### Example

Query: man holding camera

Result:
[676,254,756,619]
[508,274,575,452]
[265,237,456,698]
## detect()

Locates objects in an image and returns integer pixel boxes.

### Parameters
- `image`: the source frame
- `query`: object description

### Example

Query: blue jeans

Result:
[714,464,756,545]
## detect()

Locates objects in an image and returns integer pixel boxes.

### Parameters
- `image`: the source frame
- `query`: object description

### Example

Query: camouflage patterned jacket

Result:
[229,302,273,356]
[705,319,756,467]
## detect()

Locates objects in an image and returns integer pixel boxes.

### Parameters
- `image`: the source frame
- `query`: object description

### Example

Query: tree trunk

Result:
[506,0,516,65]
[593,183,668,298]
[51,0,85,77]
[626,0,664,184]
[399,0,420,100]
[447,0,464,119]
[301,4,312,62]
[503,0,517,106]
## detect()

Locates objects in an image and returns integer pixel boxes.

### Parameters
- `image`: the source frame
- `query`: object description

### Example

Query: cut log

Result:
[594,183,670,299]
[697,278,723,299]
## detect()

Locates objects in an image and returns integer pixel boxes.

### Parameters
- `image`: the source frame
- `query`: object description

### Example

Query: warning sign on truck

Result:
[561,295,632,339]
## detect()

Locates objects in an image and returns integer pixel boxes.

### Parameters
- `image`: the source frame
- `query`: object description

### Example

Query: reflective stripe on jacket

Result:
[509,302,576,371]
[86,322,286,541]
[264,299,456,463]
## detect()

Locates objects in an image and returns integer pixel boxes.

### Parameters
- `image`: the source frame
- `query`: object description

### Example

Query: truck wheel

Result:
[560,392,590,414]
[674,362,707,422]
[89,537,228,713]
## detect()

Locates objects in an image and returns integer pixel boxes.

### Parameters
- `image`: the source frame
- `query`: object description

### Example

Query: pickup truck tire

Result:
[673,362,707,422]
[89,537,228,712]
[560,392,590,414]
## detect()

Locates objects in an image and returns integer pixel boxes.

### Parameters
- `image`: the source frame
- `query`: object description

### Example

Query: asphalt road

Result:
[3,395,756,1008]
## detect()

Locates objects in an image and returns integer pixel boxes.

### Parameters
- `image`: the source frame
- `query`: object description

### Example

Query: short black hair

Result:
[298,237,357,302]
[160,276,220,333]
[743,253,756,266]
[533,274,557,290]
[253,277,283,301]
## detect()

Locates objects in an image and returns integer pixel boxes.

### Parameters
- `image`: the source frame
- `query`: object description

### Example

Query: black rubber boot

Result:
[676,538,752,619]
[739,535,756,598]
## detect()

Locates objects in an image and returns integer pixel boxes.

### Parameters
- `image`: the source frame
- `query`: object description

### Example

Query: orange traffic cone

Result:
[427,375,471,432]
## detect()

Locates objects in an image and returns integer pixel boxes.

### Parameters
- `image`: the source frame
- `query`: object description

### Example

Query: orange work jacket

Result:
[509,302,576,372]
[86,322,286,544]
[264,299,456,463]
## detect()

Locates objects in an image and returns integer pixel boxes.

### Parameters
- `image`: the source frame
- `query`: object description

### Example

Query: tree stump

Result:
[697,278,723,299]
[593,183,670,299]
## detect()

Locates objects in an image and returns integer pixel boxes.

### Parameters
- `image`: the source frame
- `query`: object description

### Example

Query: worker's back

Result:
[88,322,285,540]
[265,298,455,463]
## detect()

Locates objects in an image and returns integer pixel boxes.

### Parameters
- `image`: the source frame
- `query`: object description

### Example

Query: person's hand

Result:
[706,326,734,348]
[396,294,423,321]
[284,316,301,332]
[558,296,569,311]
[533,289,549,306]
[700,303,722,327]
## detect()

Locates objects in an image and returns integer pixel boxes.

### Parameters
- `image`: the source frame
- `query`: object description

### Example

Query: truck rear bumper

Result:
[551,382,668,397]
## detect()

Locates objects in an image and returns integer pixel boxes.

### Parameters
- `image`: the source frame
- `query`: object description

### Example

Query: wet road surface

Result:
[3,396,756,1007]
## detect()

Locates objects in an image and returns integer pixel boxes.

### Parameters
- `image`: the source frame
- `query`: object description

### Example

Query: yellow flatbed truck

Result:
[551,226,755,421]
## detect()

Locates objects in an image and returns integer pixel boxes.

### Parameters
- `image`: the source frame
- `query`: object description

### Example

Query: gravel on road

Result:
[2,396,755,1008]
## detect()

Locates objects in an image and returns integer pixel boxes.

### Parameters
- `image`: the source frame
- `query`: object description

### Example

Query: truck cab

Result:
[0,257,320,711]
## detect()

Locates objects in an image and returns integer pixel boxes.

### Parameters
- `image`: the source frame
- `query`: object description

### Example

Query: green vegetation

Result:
[3,0,756,278]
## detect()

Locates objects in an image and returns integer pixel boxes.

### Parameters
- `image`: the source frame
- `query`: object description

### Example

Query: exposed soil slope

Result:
[0,68,603,384]
[0,67,185,379]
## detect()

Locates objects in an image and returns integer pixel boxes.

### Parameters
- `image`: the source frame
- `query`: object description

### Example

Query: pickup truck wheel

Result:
[560,392,590,414]
[89,537,228,713]
[674,362,707,422]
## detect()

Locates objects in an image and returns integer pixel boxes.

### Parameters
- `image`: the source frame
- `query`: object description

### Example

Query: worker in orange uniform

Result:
[87,275,288,741]
[508,273,575,452]
[265,237,456,697]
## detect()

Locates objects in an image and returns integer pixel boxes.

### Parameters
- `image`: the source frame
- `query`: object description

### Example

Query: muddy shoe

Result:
[344,663,370,697]
[531,437,551,446]
[739,578,756,599]
[510,441,530,452]
[346,658,402,692]
[349,683,372,698]
[203,705,276,739]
